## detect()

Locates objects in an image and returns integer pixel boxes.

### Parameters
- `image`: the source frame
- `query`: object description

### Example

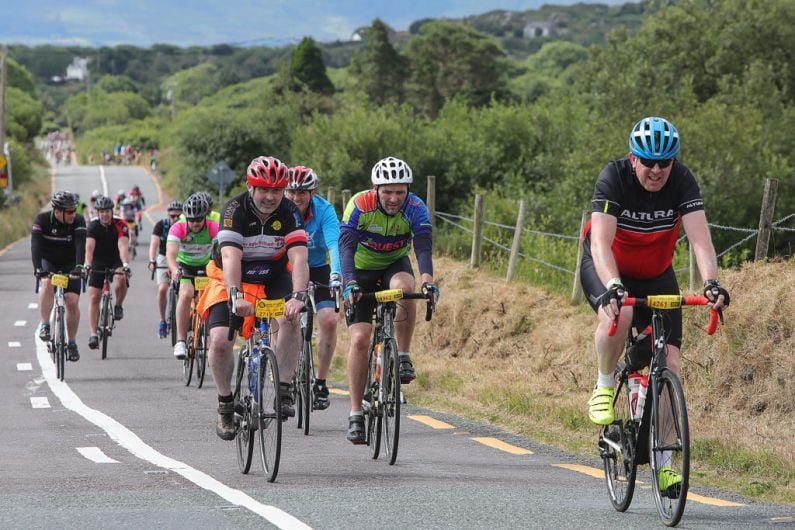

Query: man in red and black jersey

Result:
[581,117,730,431]
[31,191,86,361]
[84,195,131,350]
[197,155,309,440]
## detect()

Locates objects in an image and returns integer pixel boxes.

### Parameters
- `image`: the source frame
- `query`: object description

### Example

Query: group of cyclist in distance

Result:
[32,116,728,465]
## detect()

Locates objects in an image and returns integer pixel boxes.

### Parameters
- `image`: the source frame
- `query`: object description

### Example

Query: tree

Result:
[405,21,509,117]
[95,75,139,94]
[349,19,408,106]
[290,37,334,95]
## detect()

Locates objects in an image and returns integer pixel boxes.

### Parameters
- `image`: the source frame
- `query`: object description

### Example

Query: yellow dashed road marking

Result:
[688,492,744,507]
[408,415,454,429]
[553,463,603,479]
[328,388,349,395]
[472,437,532,455]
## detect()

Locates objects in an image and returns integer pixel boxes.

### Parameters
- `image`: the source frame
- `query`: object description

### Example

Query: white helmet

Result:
[371,156,413,185]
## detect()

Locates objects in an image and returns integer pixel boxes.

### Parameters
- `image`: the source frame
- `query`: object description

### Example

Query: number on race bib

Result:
[255,299,286,318]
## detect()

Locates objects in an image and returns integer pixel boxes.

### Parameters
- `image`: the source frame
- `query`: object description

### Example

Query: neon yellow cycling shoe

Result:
[657,466,683,497]
[588,386,615,425]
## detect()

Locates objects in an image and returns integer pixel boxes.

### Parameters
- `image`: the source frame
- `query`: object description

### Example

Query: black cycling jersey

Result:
[31,210,87,270]
[215,191,307,284]
[87,217,129,264]
[583,157,704,280]
[151,218,172,256]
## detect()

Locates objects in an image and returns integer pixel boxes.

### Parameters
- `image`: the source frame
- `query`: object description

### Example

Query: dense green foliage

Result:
[8,0,795,264]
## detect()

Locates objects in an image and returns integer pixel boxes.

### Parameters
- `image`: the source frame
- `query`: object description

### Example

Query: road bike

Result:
[35,271,76,381]
[292,281,341,436]
[183,271,209,387]
[360,288,435,465]
[229,290,284,482]
[93,268,129,360]
[599,294,721,527]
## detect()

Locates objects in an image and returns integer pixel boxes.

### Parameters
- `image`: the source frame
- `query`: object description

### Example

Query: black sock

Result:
[218,393,233,403]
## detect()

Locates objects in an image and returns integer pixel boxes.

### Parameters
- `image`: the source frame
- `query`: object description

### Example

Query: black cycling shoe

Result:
[279,384,295,419]
[67,343,80,362]
[313,383,330,410]
[347,414,366,445]
[39,324,51,342]
[113,305,124,321]
[399,354,416,384]
[88,335,99,350]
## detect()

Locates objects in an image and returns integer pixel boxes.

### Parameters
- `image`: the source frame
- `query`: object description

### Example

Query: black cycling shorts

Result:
[206,271,293,330]
[310,264,335,310]
[88,260,124,289]
[41,259,81,295]
[345,256,414,326]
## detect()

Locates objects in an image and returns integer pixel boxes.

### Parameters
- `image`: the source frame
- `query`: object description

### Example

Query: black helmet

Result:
[94,195,115,210]
[167,200,183,212]
[51,191,77,210]
[183,193,210,218]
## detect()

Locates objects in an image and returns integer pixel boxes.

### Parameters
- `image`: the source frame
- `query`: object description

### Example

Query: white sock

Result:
[349,410,363,417]
[597,371,614,389]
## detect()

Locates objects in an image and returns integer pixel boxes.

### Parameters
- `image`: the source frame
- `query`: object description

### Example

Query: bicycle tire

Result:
[258,348,282,482]
[601,373,637,512]
[196,321,208,388]
[235,346,254,474]
[168,287,177,347]
[298,337,312,435]
[367,341,382,460]
[650,368,690,527]
[100,294,110,360]
[382,337,401,465]
[56,305,66,381]
[183,328,194,386]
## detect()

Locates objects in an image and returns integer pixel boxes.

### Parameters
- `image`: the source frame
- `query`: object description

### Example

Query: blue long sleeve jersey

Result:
[304,194,342,276]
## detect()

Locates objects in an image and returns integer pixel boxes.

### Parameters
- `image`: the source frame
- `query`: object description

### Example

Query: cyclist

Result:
[31,191,87,361]
[84,195,132,350]
[179,191,220,224]
[128,185,146,229]
[148,200,183,338]
[88,189,102,219]
[74,193,89,223]
[340,156,439,444]
[580,116,730,491]
[167,193,219,360]
[285,165,343,410]
[196,155,309,440]
[113,189,127,211]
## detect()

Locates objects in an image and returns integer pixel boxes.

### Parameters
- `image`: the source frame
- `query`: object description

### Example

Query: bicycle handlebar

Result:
[357,289,436,322]
[607,295,721,337]
[226,290,310,341]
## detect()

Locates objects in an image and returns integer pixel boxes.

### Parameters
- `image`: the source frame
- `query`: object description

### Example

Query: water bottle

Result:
[249,347,260,401]
[627,372,642,420]
[636,375,648,418]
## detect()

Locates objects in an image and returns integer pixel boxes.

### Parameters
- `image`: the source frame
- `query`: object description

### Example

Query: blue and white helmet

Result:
[628,117,680,160]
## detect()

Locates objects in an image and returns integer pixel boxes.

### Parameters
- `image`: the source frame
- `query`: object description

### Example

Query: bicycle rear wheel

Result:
[235,347,254,474]
[382,338,401,465]
[650,368,690,527]
[56,306,66,381]
[367,342,382,460]
[196,321,208,388]
[600,373,637,512]
[100,295,110,360]
[257,348,282,482]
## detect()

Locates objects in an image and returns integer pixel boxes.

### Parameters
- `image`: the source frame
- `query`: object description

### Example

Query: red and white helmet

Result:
[247,156,289,188]
[287,166,320,191]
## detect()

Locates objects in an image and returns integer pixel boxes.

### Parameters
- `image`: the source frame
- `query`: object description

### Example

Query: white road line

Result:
[33,332,311,530]
[28,303,38,309]
[9,341,21,348]
[77,447,120,464]
[100,165,108,196]
[14,320,27,327]
[17,363,33,371]
[31,397,50,408]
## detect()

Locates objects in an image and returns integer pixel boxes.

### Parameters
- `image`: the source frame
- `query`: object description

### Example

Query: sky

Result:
[0,0,627,48]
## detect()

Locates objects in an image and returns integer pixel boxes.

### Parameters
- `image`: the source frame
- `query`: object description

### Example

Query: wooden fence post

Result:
[571,210,589,304]
[506,199,527,281]
[470,194,484,269]
[341,189,351,214]
[326,187,336,213]
[754,178,779,260]
[426,175,436,227]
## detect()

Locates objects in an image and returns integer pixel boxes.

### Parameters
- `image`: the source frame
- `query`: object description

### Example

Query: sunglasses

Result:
[638,157,674,169]
[187,217,205,223]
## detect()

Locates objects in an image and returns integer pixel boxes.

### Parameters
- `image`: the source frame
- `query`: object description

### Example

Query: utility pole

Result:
[0,44,7,151]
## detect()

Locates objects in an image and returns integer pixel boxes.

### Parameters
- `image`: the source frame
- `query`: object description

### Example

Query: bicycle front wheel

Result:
[56,306,66,381]
[297,338,312,435]
[168,288,177,347]
[258,348,282,483]
[195,321,208,388]
[382,338,401,465]
[601,373,637,512]
[100,295,110,360]
[650,368,690,527]
[235,347,254,474]
[367,342,382,460]
[183,328,194,386]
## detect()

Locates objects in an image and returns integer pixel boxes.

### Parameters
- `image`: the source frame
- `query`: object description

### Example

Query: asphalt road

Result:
[1,163,793,529]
